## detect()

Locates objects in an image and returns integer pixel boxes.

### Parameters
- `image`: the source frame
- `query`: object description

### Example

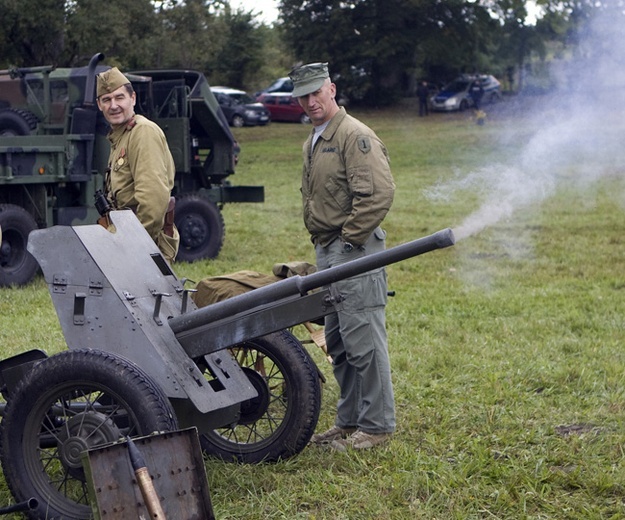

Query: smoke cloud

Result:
[427,5,625,242]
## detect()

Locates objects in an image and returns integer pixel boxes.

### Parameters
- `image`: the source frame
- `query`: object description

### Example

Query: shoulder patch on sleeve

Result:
[357,136,371,154]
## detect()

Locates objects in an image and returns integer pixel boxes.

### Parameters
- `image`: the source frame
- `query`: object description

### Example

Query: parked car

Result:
[257,93,310,124]
[430,74,502,112]
[254,77,293,97]
[210,87,270,127]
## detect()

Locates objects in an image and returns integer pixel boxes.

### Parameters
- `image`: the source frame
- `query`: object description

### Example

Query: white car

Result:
[430,74,502,112]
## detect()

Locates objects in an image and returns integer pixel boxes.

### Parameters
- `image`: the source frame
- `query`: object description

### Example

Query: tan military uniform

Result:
[301,107,395,247]
[106,114,179,262]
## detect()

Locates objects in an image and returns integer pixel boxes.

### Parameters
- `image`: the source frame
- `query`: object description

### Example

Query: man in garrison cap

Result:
[96,67,179,263]
[290,62,396,451]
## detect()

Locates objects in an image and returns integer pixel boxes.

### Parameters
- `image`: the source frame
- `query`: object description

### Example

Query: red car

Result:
[256,93,310,124]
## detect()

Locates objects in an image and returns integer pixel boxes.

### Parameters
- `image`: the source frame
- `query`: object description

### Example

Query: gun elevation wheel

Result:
[0,349,178,520]
[200,330,321,463]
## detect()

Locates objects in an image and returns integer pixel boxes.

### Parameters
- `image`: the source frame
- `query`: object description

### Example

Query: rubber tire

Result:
[0,204,40,287]
[0,108,38,136]
[0,349,178,520]
[201,330,322,463]
[231,114,245,128]
[459,99,469,112]
[174,194,225,262]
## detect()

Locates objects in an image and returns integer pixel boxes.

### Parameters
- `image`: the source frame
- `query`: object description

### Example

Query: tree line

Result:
[0,0,618,105]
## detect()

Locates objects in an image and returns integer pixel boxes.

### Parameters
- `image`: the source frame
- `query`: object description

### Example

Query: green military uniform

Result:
[106,114,179,262]
[300,106,397,435]
[301,107,395,246]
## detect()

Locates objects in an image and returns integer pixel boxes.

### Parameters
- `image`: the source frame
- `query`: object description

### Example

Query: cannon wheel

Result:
[0,349,178,520]
[200,330,321,463]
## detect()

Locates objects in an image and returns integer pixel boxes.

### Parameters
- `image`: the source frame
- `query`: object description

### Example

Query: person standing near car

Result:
[96,67,179,263]
[289,62,396,451]
[416,80,430,117]
[471,79,484,110]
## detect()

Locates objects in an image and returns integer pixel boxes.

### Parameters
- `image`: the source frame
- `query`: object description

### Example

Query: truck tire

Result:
[0,204,40,287]
[200,329,322,463]
[175,194,225,262]
[0,349,178,520]
[0,108,38,136]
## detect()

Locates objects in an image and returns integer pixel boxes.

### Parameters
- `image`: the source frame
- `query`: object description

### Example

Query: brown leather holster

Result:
[163,197,176,237]
[97,214,111,228]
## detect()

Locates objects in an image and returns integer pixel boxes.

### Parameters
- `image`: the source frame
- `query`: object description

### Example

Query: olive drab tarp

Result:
[191,261,317,308]
[192,270,279,308]
[191,262,330,361]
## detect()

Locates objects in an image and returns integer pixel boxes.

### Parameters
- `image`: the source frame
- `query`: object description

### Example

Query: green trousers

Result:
[315,228,396,434]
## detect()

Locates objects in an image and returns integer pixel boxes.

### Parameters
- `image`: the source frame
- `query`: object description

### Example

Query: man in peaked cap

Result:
[290,62,396,451]
[96,67,179,263]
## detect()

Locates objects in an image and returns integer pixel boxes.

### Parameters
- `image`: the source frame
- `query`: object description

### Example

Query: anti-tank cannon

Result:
[0,211,454,519]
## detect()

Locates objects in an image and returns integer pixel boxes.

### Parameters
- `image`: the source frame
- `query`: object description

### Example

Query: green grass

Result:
[2,100,625,518]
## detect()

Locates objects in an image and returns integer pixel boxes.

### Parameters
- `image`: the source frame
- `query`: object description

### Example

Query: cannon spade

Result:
[0,210,454,519]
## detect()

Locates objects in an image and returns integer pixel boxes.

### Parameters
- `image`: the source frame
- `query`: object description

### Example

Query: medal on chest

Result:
[114,148,126,171]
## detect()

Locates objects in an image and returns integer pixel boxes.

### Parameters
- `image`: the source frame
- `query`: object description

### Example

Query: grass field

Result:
[1,97,625,519]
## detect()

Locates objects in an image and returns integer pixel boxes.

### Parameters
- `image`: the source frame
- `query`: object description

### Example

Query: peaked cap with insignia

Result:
[96,67,131,98]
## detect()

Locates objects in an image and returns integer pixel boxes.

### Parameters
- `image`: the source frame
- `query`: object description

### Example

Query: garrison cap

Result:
[289,62,329,97]
[96,67,131,98]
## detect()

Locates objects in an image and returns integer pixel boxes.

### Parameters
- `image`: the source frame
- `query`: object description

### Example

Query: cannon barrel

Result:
[169,227,455,336]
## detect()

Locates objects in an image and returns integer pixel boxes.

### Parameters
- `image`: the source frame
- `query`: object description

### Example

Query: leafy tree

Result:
[279,0,410,104]
[62,0,157,68]
[250,25,298,92]
[151,0,228,70]
[279,0,501,104]
[0,0,66,67]
[485,0,543,91]
[416,0,501,80]
[0,0,268,80]
[3,0,615,105]
[211,6,267,88]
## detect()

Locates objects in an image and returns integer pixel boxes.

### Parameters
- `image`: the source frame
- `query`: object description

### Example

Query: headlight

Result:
[245,110,255,117]
[445,97,458,107]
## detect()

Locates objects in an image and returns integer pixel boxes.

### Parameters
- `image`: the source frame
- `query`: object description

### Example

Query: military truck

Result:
[0,53,264,287]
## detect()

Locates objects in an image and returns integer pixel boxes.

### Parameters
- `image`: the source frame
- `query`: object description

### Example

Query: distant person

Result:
[471,80,485,110]
[96,67,179,263]
[289,62,396,451]
[416,80,430,116]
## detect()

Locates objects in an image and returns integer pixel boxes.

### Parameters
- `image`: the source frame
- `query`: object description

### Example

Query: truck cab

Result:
[0,54,263,286]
